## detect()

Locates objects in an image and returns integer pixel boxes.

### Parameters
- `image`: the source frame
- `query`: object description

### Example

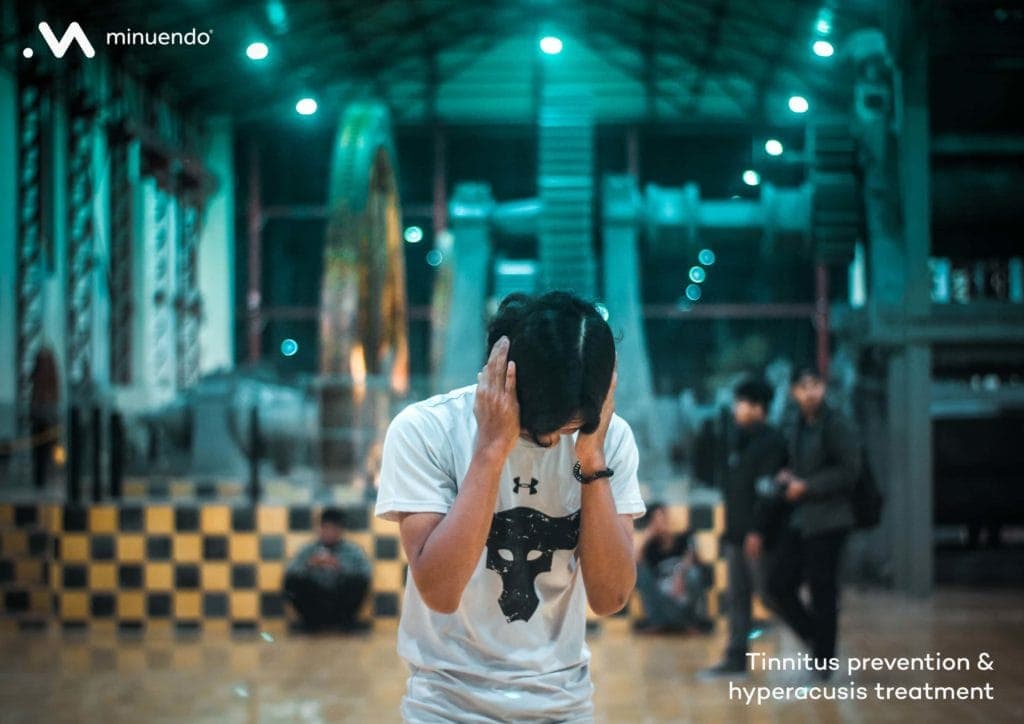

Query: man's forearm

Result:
[578,473,636,616]
[408,445,506,612]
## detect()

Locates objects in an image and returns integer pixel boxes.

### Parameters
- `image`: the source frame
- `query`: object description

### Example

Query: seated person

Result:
[634,503,713,633]
[284,507,371,631]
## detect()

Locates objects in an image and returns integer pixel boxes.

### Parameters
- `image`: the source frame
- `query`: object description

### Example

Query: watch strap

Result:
[573,460,614,484]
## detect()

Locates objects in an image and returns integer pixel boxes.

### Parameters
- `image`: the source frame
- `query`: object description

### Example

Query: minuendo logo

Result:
[106,28,213,47]
[24,22,95,59]
[23,21,213,60]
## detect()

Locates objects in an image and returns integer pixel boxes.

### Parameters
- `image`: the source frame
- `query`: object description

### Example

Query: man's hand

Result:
[310,551,340,569]
[671,569,685,599]
[784,479,807,502]
[776,469,807,502]
[744,532,763,559]
[575,362,617,473]
[473,336,520,460]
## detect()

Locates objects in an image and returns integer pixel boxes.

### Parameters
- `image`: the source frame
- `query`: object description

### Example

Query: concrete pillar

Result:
[602,175,669,480]
[198,116,235,373]
[886,344,932,596]
[601,176,654,417]
[441,183,492,392]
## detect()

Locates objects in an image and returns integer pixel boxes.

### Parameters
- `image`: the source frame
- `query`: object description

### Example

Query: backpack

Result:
[852,446,884,529]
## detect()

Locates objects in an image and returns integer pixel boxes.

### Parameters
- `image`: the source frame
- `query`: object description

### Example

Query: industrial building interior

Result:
[0,0,1022,721]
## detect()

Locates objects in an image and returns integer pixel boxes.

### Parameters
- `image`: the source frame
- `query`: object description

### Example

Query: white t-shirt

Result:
[375,384,646,723]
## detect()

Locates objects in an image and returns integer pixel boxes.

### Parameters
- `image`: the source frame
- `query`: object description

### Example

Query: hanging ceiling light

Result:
[540,36,563,55]
[813,40,835,57]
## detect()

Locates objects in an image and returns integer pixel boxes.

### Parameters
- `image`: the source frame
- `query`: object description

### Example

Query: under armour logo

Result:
[512,477,539,495]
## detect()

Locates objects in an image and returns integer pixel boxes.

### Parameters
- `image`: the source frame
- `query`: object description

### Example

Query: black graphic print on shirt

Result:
[485,507,581,622]
[512,477,539,495]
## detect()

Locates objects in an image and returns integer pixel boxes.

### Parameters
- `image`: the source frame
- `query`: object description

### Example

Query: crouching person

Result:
[284,507,371,632]
[634,503,713,634]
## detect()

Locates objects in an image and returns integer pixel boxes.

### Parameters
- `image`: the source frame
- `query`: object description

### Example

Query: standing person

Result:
[766,366,860,679]
[284,508,372,631]
[29,348,60,490]
[699,378,788,678]
[634,503,712,634]
[376,291,645,723]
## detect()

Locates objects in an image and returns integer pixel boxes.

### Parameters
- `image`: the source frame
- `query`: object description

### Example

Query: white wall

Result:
[0,55,16,439]
[198,116,235,374]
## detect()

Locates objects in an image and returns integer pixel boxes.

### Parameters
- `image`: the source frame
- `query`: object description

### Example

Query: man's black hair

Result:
[734,377,774,410]
[790,364,823,386]
[320,507,346,527]
[486,291,615,446]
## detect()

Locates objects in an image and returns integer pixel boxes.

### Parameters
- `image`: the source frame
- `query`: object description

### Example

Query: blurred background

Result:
[0,0,1022,636]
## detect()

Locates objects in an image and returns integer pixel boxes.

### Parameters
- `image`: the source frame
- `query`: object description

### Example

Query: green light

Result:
[689,266,706,283]
[280,338,298,357]
[698,249,716,265]
[813,40,834,57]
[788,95,809,113]
[426,250,444,267]
[404,226,423,243]
[765,139,784,156]
[743,169,761,186]
[685,284,702,301]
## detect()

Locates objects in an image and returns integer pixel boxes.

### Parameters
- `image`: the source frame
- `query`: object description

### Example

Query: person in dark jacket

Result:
[766,366,860,678]
[29,348,60,490]
[700,378,788,678]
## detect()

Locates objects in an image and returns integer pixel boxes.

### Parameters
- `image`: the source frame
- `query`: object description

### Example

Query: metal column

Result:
[14,64,44,441]
[108,76,134,385]
[66,63,96,398]
[857,9,934,596]
[151,183,175,393]
[176,194,202,389]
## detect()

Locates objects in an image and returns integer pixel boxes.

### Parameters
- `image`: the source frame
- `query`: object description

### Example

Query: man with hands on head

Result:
[376,291,645,723]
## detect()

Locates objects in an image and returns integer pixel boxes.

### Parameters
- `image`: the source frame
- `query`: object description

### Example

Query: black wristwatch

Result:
[573,460,615,484]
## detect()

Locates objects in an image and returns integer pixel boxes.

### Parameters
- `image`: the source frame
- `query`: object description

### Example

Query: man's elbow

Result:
[413,576,461,614]
[589,589,632,617]
[422,594,459,615]
[589,575,637,617]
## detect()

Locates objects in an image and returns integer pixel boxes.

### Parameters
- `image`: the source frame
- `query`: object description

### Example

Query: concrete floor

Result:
[0,589,1021,723]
